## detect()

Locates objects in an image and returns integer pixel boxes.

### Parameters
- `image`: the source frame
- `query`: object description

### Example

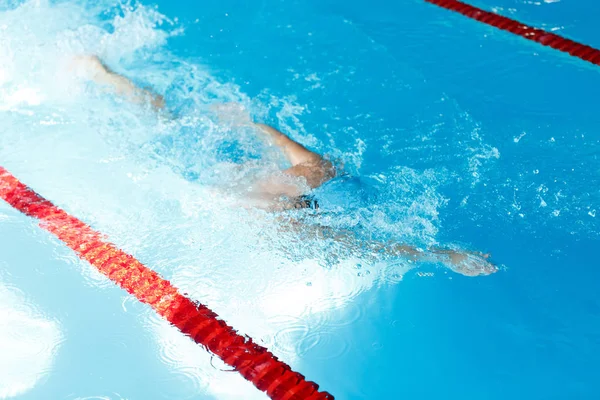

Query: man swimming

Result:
[72,55,498,277]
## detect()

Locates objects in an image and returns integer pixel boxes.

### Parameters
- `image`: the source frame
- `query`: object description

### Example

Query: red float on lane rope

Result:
[425,0,600,66]
[0,166,333,400]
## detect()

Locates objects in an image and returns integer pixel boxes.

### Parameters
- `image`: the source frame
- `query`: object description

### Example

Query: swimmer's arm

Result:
[310,226,496,277]
[312,227,435,261]
[365,241,442,263]
[72,55,165,109]
[372,241,497,276]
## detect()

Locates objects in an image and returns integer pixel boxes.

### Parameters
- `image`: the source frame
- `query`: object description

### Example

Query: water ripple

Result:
[297,330,350,361]
[0,281,63,399]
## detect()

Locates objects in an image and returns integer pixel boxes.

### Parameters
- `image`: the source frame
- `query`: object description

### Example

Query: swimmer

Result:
[71,55,498,277]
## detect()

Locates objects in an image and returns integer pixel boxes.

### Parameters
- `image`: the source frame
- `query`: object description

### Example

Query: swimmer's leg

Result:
[255,123,335,189]
[71,55,165,110]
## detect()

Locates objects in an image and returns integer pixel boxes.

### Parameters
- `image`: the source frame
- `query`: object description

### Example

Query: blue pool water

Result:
[0,0,598,399]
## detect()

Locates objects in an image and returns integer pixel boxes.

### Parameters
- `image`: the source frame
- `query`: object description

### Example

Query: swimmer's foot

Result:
[69,55,108,80]
[438,250,498,277]
[69,54,165,110]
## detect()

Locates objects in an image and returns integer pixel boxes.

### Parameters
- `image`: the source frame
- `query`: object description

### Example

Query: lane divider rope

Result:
[0,166,333,400]
[424,0,600,66]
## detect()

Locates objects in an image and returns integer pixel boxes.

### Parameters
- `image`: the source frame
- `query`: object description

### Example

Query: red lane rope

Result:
[0,166,333,400]
[425,0,600,66]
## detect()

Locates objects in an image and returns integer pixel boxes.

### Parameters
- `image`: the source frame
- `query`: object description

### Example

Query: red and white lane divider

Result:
[425,0,600,66]
[0,166,333,400]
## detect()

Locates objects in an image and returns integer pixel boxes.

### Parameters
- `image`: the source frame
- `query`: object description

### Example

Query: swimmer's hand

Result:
[377,243,498,277]
[442,250,498,277]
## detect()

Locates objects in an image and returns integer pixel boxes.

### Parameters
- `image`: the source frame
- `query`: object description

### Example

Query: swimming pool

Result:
[1,0,598,399]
